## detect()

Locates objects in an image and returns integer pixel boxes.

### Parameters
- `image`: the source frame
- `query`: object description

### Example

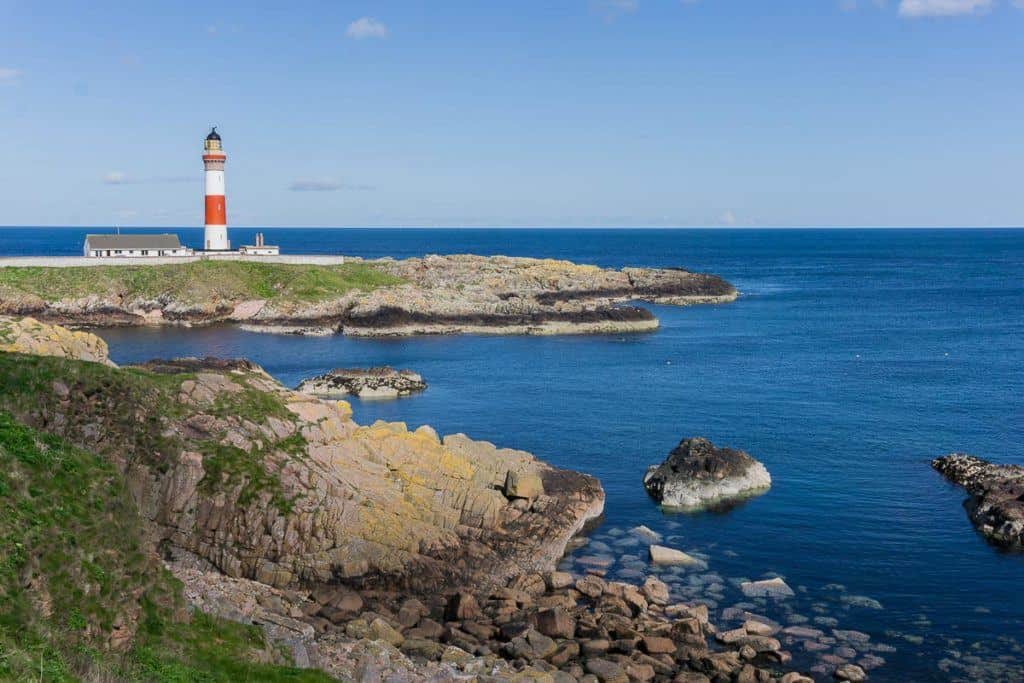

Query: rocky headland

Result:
[932,453,1024,547]
[297,367,427,399]
[0,255,737,337]
[643,438,772,510]
[0,317,829,682]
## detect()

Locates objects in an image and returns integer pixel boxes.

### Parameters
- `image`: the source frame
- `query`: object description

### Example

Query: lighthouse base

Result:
[203,225,230,251]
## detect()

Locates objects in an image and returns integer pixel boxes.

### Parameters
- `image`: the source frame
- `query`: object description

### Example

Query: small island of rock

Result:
[296,366,427,399]
[932,453,1024,547]
[643,437,771,510]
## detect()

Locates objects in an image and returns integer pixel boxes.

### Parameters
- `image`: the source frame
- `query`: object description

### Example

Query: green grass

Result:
[0,412,333,682]
[0,260,403,305]
[0,352,303,504]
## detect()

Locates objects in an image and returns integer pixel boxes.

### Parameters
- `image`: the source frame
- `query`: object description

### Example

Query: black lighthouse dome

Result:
[206,127,221,141]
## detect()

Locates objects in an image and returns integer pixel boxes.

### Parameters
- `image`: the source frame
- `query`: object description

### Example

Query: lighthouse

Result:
[202,127,229,250]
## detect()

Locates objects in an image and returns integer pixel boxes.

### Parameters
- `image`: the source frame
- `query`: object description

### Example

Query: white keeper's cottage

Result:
[83,234,193,258]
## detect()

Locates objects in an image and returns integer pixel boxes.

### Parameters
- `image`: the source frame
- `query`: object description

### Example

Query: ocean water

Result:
[2,227,1022,681]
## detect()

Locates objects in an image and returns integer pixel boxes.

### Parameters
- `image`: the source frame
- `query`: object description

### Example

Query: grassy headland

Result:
[0,260,403,305]
[0,410,332,682]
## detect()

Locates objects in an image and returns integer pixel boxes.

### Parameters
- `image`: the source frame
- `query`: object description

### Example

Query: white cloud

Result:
[0,67,22,84]
[898,0,992,17]
[289,178,375,192]
[719,210,737,226]
[103,172,194,185]
[345,17,389,40]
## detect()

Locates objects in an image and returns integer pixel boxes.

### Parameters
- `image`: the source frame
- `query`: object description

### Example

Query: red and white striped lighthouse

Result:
[203,127,230,250]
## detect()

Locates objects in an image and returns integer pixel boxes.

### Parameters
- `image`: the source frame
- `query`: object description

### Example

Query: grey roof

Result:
[85,234,183,250]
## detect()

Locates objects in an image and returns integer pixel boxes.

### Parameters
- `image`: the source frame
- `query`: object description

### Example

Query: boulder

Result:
[536,607,576,639]
[649,545,701,567]
[643,437,771,509]
[445,592,483,621]
[504,470,545,500]
[641,577,670,605]
[834,663,868,682]
[739,578,794,599]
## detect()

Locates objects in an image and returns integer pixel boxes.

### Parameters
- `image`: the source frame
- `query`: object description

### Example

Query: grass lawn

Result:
[0,260,403,305]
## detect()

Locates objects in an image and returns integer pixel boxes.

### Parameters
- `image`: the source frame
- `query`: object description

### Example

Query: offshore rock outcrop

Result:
[296,367,427,399]
[932,453,1024,547]
[644,437,771,510]
[4,254,737,336]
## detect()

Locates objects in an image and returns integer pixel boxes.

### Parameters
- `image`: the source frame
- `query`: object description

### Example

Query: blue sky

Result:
[1,0,1022,228]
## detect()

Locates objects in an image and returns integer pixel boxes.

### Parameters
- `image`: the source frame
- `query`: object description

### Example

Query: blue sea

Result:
[2,227,1022,681]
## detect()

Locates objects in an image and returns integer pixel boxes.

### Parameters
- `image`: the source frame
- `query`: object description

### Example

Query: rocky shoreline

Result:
[0,317,903,681]
[0,254,737,336]
[932,453,1024,547]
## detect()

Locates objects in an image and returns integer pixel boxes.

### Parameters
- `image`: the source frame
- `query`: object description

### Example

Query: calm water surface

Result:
[3,228,1022,681]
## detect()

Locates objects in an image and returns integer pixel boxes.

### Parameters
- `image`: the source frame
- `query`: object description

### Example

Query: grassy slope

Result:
[0,351,305,515]
[0,412,334,682]
[0,260,403,305]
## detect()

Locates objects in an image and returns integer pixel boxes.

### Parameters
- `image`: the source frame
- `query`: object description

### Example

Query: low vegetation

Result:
[0,412,332,682]
[0,260,403,305]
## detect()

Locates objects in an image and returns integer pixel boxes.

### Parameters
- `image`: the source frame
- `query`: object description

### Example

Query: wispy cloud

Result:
[719,210,737,226]
[594,0,639,22]
[898,0,992,17]
[345,17,389,40]
[103,172,195,185]
[839,0,890,12]
[289,178,374,192]
[0,67,22,84]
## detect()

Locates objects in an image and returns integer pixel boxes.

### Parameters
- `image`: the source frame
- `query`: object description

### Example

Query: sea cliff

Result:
[0,254,737,336]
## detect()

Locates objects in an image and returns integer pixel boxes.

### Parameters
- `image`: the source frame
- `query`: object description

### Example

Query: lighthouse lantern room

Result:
[203,127,230,250]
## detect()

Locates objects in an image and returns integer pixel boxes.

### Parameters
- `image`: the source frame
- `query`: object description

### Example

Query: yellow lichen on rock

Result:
[0,315,113,366]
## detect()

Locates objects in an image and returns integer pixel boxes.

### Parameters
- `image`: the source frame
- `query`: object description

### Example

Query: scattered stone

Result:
[649,545,702,567]
[445,592,482,621]
[585,657,629,683]
[834,663,868,681]
[630,525,662,543]
[841,595,883,610]
[740,578,795,599]
[641,577,670,605]
[536,607,576,639]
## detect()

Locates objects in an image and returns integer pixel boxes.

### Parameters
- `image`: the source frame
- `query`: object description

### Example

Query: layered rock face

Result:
[8,254,737,336]
[0,315,113,365]
[932,454,1024,547]
[0,344,603,597]
[643,437,771,509]
[296,367,426,399]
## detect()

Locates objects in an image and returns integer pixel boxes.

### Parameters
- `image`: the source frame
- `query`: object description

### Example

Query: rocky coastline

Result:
[643,438,772,510]
[932,453,1024,547]
[297,367,427,399]
[0,316,839,681]
[0,254,737,336]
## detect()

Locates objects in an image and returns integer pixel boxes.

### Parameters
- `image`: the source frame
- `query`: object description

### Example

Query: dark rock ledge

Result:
[932,453,1024,547]
[296,367,427,399]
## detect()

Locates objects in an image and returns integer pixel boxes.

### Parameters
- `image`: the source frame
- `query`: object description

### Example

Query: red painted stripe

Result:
[205,195,227,226]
